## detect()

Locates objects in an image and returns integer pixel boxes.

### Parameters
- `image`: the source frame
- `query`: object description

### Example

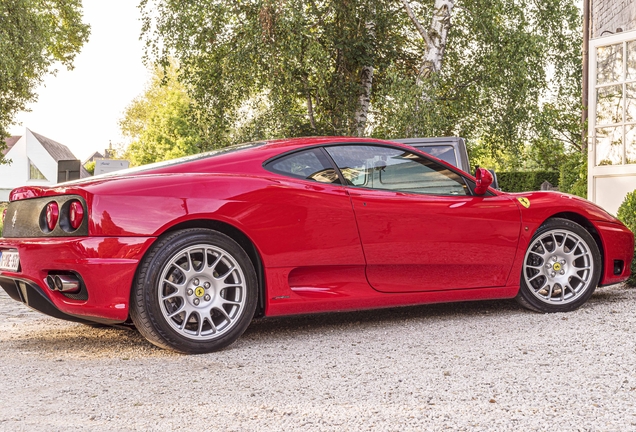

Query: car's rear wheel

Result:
[130,228,257,353]
[516,218,601,313]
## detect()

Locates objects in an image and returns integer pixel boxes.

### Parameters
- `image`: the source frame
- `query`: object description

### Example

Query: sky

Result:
[8,1,150,162]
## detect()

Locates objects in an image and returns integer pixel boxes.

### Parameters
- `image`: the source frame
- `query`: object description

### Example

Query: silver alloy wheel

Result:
[523,229,595,305]
[157,244,247,340]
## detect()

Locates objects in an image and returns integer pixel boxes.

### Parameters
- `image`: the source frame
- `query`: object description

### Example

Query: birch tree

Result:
[353,3,377,136]
[139,0,582,172]
[401,0,454,84]
[373,0,582,171]
[140,0,409,145]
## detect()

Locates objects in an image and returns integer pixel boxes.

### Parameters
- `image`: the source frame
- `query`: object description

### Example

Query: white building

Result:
[0,128,89,201]
[586,0,636,215]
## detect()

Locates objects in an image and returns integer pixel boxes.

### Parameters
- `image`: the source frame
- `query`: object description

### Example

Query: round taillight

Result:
[69,200,84,230]
[46,202,59,231]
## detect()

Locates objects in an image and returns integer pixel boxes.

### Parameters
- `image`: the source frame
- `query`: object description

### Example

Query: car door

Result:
[260,147,366,268]
[324,144,522,293]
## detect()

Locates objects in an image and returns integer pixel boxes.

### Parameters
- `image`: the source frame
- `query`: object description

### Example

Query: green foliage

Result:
[84,161,95,175]
[140,0,410,148]
[139,0,583,173]
[0,0,90,162]
[0,202,7,237]
[617,190,636,286]
[119,63,202,166]
[497,171,559,192]
[559,151,588,198]
[374,0,583,170]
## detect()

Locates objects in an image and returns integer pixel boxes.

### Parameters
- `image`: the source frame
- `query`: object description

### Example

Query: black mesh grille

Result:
[61,284,89,301]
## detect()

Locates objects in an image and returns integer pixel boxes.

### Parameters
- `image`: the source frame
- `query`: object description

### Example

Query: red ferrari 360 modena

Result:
[0,137,633,353]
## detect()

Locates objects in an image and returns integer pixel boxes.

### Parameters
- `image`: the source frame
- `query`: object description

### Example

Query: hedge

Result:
[497,171,560,192]
[559,151,587,198]
[617,190,636,286]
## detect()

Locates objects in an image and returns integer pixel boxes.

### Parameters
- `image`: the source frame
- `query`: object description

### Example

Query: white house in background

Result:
[0,128,89,201]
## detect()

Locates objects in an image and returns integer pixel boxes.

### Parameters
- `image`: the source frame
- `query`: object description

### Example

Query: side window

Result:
[28,159,47,180]
[265,149,341,184]
[325,145,468,196]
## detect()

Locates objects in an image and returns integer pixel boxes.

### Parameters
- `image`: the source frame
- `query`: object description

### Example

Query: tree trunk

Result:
[355,64,374,136]
[306,92,317,131]
[354,8,376,136]
[401,0,455,85]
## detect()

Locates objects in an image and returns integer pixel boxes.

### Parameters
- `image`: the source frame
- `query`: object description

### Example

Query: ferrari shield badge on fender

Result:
[517,197,530,208]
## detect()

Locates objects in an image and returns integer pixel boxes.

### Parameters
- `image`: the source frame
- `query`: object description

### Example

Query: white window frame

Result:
[27,158,47,181]
[588,29,636,207]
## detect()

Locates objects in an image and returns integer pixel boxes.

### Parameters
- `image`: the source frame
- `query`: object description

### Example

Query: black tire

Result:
[515,218,602,313]
[130,228,258,353]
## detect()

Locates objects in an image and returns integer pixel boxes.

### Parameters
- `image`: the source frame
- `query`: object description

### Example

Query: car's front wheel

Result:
[130,228,258,353]
[516,218,602,313]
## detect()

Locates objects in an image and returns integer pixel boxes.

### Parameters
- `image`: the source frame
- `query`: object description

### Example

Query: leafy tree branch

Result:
[0,0,90,163]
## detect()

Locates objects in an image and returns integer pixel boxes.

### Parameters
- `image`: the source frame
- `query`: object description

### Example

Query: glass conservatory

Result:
[588,29,636,215]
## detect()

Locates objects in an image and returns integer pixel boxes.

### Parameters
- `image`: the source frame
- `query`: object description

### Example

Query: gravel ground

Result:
[1,284,636,431]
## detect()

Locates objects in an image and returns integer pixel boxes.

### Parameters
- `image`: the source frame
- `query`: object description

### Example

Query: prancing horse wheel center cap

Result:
[553,262,562,272]
[195,286,205,297]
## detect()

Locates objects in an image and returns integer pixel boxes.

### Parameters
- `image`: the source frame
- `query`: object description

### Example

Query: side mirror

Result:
[474,168,493,195]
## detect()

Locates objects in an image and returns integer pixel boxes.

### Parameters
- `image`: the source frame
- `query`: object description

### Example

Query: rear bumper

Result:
[0,276,102,324]
[596,221,634,286]
[0,236,155,322]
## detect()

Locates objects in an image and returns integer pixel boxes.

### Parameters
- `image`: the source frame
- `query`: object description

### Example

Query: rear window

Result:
[265,149,341,184]
[65,141,267,184]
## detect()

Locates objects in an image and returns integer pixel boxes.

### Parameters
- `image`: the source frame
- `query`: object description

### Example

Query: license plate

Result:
[0,250,20,272]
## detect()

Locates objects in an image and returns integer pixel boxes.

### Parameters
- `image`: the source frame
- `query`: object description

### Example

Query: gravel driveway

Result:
[1,284,635,431]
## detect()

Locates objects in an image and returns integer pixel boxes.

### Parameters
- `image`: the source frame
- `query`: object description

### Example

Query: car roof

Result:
[248,136,399,153]
[66,136,455,184]
[146,136,412,173]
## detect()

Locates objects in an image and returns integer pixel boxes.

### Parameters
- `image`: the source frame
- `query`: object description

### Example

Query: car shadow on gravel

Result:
[242,284,631,339]
[243,298,524,337]
[587,286,632,304]
[5,323,174,358]
[5,300,524,356]
[3,285,629,355]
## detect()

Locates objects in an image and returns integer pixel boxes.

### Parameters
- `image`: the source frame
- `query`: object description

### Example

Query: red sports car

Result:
[0,137,633,353]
